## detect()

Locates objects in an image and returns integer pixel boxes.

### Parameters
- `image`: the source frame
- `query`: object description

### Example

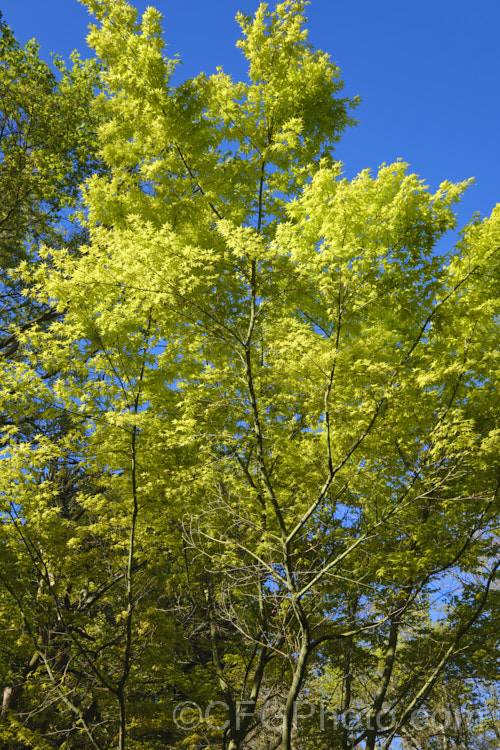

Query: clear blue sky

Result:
[2,0,499,236]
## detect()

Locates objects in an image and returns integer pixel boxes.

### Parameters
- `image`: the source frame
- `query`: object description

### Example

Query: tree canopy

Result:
[1,2,499,749]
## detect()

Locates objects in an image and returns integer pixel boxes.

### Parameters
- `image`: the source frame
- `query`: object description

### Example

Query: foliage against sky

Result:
[0,2,499,749]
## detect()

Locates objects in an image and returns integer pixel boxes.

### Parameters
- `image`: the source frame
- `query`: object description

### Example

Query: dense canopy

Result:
[1,2,499,749]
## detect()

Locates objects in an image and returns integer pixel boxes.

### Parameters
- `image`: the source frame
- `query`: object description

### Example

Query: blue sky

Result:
[2,0,499,237]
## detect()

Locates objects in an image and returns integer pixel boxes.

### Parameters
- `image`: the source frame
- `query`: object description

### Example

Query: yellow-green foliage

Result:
[1,1,499,748]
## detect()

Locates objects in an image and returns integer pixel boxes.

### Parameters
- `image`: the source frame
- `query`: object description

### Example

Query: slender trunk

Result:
[365,615,400,750]
[281,641,309,750]
[116,317,150,749]
[341,639,354,750]
[281,613,310,750]
[117,426,139,750]
[226,641,269,750]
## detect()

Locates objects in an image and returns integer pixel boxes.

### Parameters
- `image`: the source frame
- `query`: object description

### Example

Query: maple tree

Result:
[1,1,499,749]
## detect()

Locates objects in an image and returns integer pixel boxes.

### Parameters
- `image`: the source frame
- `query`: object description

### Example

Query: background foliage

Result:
[1,2,499,749]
